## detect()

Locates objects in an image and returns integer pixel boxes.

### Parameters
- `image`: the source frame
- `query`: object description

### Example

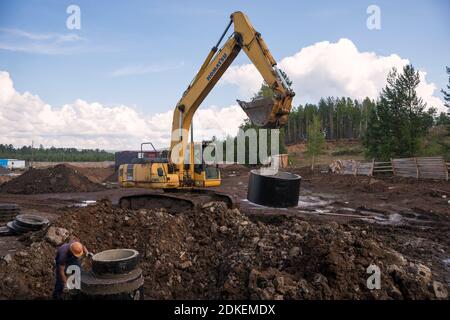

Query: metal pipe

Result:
[274,65,290,90]
[214,19,233,49]
[190,122,194,179]
[179,110,183,141]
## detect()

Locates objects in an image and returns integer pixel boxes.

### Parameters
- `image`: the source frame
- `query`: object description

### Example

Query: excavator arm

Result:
[170,11,295,177]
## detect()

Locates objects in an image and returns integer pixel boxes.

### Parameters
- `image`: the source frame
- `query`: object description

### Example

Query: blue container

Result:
[0,159,8,168]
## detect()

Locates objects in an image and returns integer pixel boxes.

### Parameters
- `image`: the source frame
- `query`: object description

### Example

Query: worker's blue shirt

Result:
[53,241,82,299]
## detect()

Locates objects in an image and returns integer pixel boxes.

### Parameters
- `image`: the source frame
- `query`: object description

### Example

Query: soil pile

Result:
[103,171,118,183]
[0,200,445,300]
[0,164,105,194]
[68,166,115,184]
[0,167,11,174]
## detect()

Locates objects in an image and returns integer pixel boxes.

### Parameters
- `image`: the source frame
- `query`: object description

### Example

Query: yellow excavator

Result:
[117,11,295,210]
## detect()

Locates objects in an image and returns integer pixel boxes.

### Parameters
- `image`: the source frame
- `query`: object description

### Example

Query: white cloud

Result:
[0,71,246,150]
[111,62,185,77]
[221,38,446,112]
[1,38,445,150]
[0,28,85,55]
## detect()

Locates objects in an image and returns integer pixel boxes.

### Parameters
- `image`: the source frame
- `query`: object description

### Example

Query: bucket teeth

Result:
[237,97,275,127]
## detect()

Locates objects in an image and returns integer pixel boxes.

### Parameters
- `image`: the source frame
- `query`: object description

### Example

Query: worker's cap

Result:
[70,242,84,258]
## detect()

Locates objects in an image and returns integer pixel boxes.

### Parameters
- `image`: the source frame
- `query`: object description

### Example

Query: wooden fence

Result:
[331,160,374,176]
[392,157,448,180]
[331,156,449,180]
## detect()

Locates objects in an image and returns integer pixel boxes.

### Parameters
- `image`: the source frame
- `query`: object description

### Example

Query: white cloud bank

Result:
[0,38,446,150]
[222,38,446,112]
[0,71,247,150]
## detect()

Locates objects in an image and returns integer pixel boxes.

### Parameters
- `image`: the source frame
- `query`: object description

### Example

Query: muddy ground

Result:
[0,164,448,299]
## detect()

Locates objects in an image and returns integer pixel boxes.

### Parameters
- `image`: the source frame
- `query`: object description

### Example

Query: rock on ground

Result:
[0,200,446,300]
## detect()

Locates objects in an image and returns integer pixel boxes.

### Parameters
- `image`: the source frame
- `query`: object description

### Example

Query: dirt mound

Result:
[0,164,105,194]
[0,167,11,174]
[0,200,445,300]
[67,166,115,184]
[103,171,118,183]
[220,164,250,176]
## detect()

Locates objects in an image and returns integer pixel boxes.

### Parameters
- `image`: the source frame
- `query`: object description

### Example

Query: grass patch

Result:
[331,147,364,156]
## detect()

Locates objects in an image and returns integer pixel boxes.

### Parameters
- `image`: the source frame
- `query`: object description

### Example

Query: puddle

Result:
[297,195,331,209]
[241,194,433,227]
[243,195,333,212]
[71,200,97,208]
[241,199,289,210]
[364,213,403,225]
[444,258,450,265]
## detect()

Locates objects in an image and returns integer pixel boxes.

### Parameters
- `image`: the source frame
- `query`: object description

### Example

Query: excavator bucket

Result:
[237,97,276,127]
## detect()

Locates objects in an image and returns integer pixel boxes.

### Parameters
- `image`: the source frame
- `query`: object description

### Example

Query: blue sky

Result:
[1,0,448,112]
[0,0,448,149]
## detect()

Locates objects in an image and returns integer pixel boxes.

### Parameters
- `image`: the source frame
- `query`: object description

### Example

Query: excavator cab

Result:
[186,141,221,187]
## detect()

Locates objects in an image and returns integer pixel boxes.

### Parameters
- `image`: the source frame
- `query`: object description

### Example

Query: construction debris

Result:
[0,164,105,194]
[80,249,144,299]
[0,203,20,224]
[6,214,49,235]
[0,200,444,299]
[45,226,69,246]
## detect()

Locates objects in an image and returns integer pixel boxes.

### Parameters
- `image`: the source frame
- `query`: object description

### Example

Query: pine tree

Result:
[363,65,430,159]
[305,115,325,170]
[442,66,450,110]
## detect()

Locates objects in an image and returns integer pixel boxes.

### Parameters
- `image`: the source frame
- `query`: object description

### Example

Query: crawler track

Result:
[118,188,235,211]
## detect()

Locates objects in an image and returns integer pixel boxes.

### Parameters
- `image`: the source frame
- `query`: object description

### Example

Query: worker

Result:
[52,240,92,300]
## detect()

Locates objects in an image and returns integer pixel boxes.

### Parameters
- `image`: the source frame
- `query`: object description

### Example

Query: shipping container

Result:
[0,159,26,170]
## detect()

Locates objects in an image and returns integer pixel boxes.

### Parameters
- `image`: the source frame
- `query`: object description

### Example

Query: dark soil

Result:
[0,167,11,174]
[0,164,105,194]
[0,200,445,300]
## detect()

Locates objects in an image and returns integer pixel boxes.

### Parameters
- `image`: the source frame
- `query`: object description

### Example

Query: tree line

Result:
[284,97,376,144]
[283,95,448,146]
[233,64,450,165]
[0,144,114,162]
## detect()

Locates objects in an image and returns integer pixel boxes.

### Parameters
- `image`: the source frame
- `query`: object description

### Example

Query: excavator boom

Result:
[118,11,295,209]
[170,11,295,176]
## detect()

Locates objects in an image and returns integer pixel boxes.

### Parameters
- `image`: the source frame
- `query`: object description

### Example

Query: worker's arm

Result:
[83,245,94,258]
[58,264,67,286]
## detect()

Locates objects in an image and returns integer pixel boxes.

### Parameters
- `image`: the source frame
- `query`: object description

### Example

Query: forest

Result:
[283,96,448,145]
[0,144,114,162]
[232,64,450,163]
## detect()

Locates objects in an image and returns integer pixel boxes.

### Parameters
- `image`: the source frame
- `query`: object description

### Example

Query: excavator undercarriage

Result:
[118,188,235,212]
